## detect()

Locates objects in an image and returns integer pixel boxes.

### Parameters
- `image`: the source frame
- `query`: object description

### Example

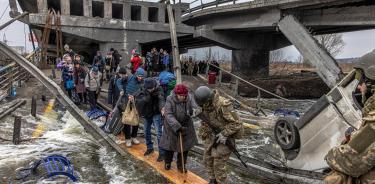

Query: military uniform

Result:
[199,90,243,184]
[324,108,375,183]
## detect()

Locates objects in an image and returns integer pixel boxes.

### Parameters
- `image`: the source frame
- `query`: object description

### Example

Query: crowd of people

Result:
[51,42,375,184]
[55,44,243,184]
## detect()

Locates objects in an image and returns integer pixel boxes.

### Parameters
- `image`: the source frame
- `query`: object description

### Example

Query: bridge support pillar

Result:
[61,0,70,15]
[278,15,343,88]
[83,0,92,17]
[232,34,273,78]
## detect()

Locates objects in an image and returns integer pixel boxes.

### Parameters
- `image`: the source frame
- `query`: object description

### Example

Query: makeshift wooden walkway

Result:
[117,134,207,184]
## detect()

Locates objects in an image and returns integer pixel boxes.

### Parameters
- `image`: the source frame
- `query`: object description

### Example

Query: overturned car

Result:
[274,50,375,171]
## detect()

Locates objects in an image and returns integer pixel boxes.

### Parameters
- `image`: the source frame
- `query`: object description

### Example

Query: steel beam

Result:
[278,15,343,88]
[0,41,128,156]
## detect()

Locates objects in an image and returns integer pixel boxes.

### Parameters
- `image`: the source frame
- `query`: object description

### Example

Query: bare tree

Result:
[270,49,287,63]
[203,47,212,61]
[301,33,345,66]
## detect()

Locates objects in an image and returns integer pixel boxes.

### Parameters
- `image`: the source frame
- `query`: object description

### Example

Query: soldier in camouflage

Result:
[324,50,375,183]
[194,86,243,184]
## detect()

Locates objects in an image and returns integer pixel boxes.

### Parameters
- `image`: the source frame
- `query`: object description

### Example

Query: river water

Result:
[0,93,315,183]
[0,98,167,184]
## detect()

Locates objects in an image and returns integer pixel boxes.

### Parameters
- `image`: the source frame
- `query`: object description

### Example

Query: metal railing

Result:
[203,62,315,115]
[0,61,30,98]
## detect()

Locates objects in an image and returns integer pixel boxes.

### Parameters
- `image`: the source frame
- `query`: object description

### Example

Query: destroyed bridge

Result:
[8,0,375,88]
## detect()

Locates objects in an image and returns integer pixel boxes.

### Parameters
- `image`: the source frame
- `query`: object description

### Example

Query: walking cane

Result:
[179,132,187,183]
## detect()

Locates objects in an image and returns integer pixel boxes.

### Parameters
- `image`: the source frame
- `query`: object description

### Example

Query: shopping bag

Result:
[121,100,139,126]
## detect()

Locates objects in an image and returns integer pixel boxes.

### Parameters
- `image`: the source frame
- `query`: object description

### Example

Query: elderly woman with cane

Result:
[160,84,198,172]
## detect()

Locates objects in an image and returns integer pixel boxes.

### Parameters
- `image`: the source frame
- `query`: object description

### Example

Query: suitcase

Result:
[104,95,124,135]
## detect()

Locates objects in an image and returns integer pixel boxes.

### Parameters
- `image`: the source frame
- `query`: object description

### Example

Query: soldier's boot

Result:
[208,179,218,184]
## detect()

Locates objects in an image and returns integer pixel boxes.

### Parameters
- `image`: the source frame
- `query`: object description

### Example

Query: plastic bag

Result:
[121,100,139,126]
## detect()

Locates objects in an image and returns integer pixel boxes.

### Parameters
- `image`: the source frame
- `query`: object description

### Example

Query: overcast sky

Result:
[1,1,375,61]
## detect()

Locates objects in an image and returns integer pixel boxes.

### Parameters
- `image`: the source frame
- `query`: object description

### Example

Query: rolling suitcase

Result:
[104,95,124,135]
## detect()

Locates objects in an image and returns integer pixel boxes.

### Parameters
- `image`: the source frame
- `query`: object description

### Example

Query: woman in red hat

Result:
[159,84,198,172]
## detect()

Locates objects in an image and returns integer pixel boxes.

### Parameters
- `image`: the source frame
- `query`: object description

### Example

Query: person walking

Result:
[160,84,198,172]
[85,66,102,109]
[110,48,121,74]
[62,64,74,98]
[134,78,166,161]
[130,50,142,74]
[108,67,126,108]
[116,68,145,147]
[158,65,176,98]
[194,86,243,184]
[73,61,87,104]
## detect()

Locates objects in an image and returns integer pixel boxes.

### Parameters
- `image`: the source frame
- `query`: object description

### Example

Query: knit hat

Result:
[118,67,127,74]
[144,78,156,90]
[174,84,188,96]
[92,66,99,73]
[135,68,145,77]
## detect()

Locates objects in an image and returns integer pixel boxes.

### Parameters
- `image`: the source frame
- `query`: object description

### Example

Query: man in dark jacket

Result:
[110,48,121,73]
[108,67,126,108]
[134,78,166,161]
[160,84,198,172]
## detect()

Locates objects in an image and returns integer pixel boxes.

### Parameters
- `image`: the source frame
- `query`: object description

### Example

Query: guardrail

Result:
[203,62,315,115]
[0,62,30,97]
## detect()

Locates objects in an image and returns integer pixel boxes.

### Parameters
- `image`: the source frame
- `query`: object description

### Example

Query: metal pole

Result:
[0,12,29,31]
[218,71,222,87]
[167,4,182,84]
[31,96,36,117]
[234,78,239,96]
[29,27,36,51]
[13,116,21,145]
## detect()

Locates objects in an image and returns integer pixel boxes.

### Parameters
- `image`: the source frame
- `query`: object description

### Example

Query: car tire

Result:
[274,117,300,150]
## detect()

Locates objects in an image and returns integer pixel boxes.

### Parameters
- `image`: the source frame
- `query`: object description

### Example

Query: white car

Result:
[274,68,365,171]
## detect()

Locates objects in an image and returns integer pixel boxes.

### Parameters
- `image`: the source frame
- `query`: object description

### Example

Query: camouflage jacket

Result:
[363,93,375,118]
[325,110,375,182]
[198,90,243,140]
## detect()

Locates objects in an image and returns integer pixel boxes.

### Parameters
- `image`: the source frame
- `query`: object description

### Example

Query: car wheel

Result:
[274,117,300,150]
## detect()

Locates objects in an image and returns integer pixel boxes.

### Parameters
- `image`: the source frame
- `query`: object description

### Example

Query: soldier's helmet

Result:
[194,86,214,106]
[354,49,375,81]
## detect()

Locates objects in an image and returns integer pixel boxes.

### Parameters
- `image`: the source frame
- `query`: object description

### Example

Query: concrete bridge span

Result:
[174,0,375,87]
[8,0,375,87]
[10,0,193,63]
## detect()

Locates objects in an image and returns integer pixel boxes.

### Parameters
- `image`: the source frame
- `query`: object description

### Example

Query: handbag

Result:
[121,99,139,126]
[65,79,74,90]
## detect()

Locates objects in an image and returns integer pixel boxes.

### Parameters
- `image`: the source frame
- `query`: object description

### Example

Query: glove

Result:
[192,107,202,118]
[215,133,227,145]
[120,90,124,96]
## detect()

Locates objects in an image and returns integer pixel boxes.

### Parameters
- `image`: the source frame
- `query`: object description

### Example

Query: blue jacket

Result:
[125,75,143,96]
[158,71,175,85]
[162,54,169,65]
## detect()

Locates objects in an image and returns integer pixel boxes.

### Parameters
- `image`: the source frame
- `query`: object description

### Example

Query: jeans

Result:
[143,114,165,155]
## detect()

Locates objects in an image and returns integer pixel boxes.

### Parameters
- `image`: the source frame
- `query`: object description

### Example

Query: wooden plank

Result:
[117,135,208,184]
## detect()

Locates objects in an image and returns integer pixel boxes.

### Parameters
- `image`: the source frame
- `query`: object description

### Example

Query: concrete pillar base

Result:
[231,34,273,78]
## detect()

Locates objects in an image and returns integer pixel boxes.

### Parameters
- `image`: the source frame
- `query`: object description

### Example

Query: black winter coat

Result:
[134,86,165,118]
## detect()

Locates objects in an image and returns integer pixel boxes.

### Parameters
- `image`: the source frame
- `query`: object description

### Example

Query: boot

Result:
[156,154,164,162]
[177,164,187,173]
[164,163,171,170]
[209,179,218,184]
[144,149,154,156]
